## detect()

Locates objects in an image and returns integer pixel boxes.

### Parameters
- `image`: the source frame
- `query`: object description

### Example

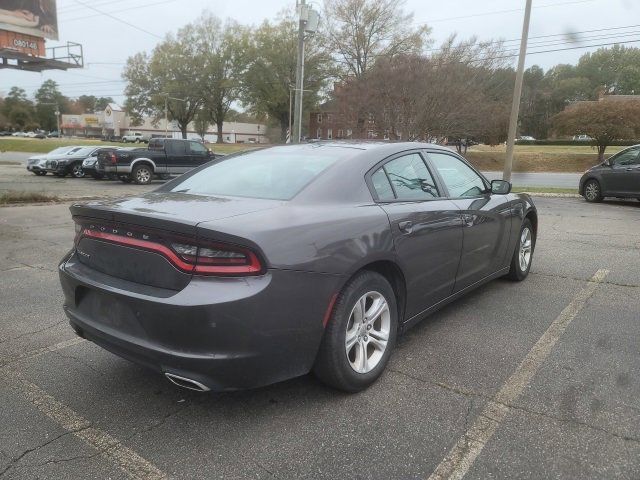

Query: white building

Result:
[61,104,269,144]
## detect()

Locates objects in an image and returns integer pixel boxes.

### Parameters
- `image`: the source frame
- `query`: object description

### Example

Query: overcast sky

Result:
[2,0,639,102]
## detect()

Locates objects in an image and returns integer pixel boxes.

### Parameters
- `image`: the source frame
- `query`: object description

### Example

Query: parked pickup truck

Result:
[121,131,150,143]
[96,138,220,184]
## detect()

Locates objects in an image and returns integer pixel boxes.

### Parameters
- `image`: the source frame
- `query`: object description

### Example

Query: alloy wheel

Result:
[135,167,151,184]
[585,181,599,201]
[72,164,84,178]
[345,291,390,374]
[519,227,532,272]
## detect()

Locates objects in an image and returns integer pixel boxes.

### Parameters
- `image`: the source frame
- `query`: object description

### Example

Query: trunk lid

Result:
[70,192,282,289]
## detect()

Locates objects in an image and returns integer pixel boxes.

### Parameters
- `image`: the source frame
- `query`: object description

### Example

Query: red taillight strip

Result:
[81,229,262,275]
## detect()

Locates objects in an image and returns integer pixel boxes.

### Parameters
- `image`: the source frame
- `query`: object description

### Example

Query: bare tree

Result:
[323,0,430,78]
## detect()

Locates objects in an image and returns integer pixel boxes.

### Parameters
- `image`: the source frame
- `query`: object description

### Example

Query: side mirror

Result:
[491,179,512,195]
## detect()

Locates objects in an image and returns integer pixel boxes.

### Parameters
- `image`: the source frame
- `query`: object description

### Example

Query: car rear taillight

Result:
[73,219,263,276]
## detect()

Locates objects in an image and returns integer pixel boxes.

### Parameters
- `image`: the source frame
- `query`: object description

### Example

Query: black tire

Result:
[119,175,132,183]
[91,172,104,180]
[70,162,85,178]
[159,173,171,180]
[584,179,603,203]
[314,271,398,392]
[37,171,47,176]
[132,164,153,185]
[506,218,535,281]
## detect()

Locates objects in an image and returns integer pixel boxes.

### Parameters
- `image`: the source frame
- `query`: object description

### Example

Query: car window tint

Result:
[612,148,640,166]
[371,168,395,201]
[168,141,187,155]
[382,153,438,200]
[189,141,207,154]
[169,148,347,200]
[428,152,486,198]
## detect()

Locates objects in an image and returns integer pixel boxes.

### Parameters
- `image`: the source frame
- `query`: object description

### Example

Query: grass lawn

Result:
[465,144,625,173]
[0,191,60,205]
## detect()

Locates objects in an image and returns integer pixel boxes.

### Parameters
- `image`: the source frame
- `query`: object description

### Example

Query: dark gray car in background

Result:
[579,144,640,202]
[59,142,537,393]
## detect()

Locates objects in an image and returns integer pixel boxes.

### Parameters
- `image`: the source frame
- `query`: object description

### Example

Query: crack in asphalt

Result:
[530,271,640,288]
[389,368,640,445]
[0,427,89,478]
[0,320,65,346]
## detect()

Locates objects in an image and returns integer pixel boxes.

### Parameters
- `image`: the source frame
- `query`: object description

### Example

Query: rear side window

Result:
[376,153,439,201]
[169,148,345,200]
[167,140,187,155]
[371,169,395,201]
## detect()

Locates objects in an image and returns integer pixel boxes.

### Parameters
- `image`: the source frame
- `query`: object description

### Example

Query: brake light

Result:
[73,220,263,276]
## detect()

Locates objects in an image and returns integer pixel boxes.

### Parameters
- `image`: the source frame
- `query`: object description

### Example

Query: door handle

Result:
[398,221,413,234]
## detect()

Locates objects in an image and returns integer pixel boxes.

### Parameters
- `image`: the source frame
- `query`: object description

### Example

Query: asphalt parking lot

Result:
[1,190,639,479]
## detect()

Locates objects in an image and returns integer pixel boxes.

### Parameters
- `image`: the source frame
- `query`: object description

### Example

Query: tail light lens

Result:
[74,219,263,276]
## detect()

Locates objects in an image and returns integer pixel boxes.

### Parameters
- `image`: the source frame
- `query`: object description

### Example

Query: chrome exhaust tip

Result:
[164,373,211,392]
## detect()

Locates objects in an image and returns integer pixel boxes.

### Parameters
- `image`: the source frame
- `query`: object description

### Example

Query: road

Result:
[483,171,581,188]
[1,197,639,479]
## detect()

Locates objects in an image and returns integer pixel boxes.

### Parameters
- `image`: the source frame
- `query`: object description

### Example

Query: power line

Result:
[71,0,163,39]
[58,0,132,14]
[413,0,597,25]
[64,0,179,22]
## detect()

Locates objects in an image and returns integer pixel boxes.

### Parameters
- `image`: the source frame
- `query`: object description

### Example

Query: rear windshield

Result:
[169,148,344,200]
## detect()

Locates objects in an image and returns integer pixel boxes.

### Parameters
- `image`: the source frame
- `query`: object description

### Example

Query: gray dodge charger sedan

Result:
[59,142,537,393]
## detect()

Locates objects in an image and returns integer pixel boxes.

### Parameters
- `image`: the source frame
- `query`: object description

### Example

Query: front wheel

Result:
[132,164,153,185]
[314,271,398,392]
[37,171,47,176]
[506,218,535,281]
[70,163,85,178]
[584,179,603,203]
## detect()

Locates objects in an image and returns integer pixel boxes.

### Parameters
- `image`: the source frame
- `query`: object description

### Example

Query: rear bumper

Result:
[59,251,342,391]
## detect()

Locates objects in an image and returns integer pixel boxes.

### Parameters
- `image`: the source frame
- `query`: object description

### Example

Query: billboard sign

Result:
[0,1,59,40]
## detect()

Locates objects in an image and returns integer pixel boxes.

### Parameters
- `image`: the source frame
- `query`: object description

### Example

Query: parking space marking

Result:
[427,268,609,480]
[0,337,86,368]
[0,368,167,480]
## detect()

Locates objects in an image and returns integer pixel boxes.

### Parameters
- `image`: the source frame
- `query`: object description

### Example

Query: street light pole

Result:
[503,0,533,183]
[292,0,306,144]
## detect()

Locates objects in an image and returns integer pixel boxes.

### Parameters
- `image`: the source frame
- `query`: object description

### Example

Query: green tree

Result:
[193,108,210,140]
[124,35,203,138]
[182,14,250,143]
[576,45,640,95]
[553,100,640,160]
[323,0,431,78]
[34,80,68,131]
[2,87,34,130]
[242,14,330,140]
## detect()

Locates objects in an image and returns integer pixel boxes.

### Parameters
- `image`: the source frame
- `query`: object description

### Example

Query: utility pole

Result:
[292,1,319,143]
[165,96,168,138]
[503,0,533,183]
[292,0,306,144]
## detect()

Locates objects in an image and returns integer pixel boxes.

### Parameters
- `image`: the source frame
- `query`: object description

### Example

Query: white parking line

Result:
[428,268,609,480]
[1,367,167,479]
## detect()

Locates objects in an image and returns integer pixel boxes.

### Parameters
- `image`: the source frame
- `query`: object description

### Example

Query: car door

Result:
[165,140,188,174]
[370,151,463,319]
[600,147,640,196]
[185,141,211,170]
[425,150,512,292]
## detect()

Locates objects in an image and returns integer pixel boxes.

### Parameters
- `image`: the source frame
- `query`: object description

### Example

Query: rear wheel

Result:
[584,179,603,203]
[506,218,535,281]
[132,164,153,185]
[314,271,397,392]
[70,162,85,178]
